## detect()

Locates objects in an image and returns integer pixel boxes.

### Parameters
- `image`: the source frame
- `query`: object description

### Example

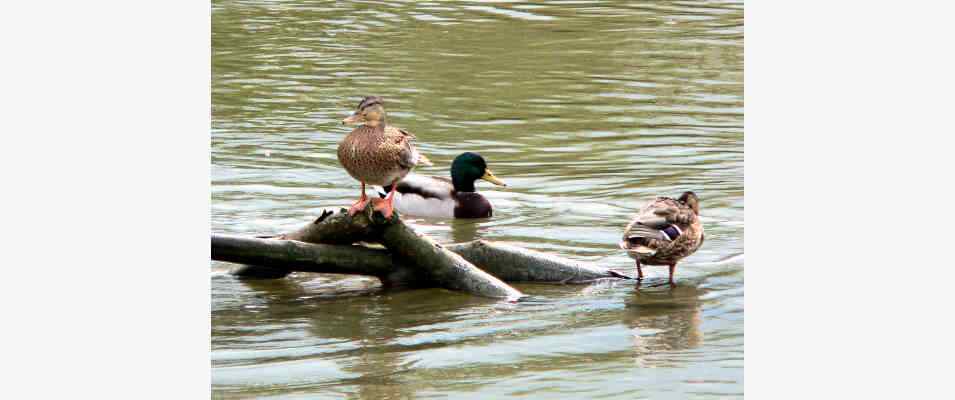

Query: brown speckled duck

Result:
[338,96,432,219]
[619,191,704,286]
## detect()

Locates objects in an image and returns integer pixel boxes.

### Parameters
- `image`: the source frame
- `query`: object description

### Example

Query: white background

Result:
[2,1,954,398]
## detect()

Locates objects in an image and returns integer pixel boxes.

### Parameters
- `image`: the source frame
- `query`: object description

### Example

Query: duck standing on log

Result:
[619,191,704,286]
[379,152,507,219]
[338,96,432,219]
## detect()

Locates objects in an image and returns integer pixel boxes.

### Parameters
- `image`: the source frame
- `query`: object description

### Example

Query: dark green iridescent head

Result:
[450,152,506,192]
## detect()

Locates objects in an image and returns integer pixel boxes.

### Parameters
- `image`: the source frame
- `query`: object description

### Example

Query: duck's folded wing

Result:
[397,127,416,139]
[624,212,688,242]
[395,136,431,168]
[624,221,671,242]
[385,174,453,199]
[653,205,696,225]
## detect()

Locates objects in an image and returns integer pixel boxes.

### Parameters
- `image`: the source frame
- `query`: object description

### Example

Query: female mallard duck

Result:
[338,96,432,219]
[379,152,506,219]
[620,191,704,286]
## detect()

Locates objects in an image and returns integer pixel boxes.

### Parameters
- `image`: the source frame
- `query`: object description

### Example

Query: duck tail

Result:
[417,153,433,167]
[620,238,657,256]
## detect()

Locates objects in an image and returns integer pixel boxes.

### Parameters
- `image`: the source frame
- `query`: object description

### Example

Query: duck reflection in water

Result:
[624,283,705,366]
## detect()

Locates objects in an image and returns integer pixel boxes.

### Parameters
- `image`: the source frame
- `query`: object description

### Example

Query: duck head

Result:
[342,96,386,127]
[451,152,506,192]
[678,191,700,215]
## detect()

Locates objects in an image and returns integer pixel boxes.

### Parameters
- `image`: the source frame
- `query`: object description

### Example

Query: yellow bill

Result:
[481,169,507,186]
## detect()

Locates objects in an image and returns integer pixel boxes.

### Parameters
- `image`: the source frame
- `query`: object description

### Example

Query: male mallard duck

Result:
[620,191,704,286]
[338,96,432,219]
[378,152,506,219]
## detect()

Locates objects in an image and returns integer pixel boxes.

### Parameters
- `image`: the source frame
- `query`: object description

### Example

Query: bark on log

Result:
[213,235,630,284]
[215,234,392,277]
[378,219,524,301]
[230,208,380,279]
[214,234,428,287]
[271,209,380,245]
[213,206,630,299]
[237,207,524,299]
[444,241,630,283]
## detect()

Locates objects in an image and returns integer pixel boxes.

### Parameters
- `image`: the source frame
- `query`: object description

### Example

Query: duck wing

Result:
[650,202,696,225]
[623,198,697,243]
[385,173,453,200]
[385,127,432,169]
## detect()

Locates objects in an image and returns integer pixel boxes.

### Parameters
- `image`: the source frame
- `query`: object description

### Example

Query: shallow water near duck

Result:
[212,1,743,398]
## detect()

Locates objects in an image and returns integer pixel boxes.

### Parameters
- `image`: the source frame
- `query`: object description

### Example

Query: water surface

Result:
[212,0,743,398]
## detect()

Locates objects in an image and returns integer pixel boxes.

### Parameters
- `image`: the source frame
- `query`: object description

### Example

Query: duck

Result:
[619,191,704,286]
[338,96,432,219]
[378,152,506,219]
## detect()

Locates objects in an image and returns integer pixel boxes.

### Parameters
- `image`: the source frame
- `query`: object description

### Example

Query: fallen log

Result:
[271,208,379,245]
[214,234,392,277]
[261,207,524,299]
[378,219,523,300]
[213,235,629,284]
[228,208,386,280]
[213,207,630,299]
[214,234,429,287]
[444,241,630,283]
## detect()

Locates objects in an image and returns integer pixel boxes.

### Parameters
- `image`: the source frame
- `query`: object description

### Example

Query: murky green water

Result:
[212,0,743,398]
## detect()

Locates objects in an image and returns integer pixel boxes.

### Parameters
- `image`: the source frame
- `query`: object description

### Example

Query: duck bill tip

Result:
[481,170,507,186]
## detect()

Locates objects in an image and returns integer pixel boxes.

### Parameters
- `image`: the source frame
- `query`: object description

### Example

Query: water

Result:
[212,0,743,398]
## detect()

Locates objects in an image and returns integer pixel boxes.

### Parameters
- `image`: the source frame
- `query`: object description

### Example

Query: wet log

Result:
[215,234,392,277]
[229,208,380,279]
[213,234,629,284]
[213,234,427,287]
[444,241,630,284]
[228,207,524,299]
[270,209,380,245]
[214,207,631,299]
[377,217,524,301]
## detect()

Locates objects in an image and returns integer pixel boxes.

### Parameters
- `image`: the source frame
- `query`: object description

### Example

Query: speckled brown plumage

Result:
[338,124,425,186]
[620,192,704,284]
[337,96,431,218]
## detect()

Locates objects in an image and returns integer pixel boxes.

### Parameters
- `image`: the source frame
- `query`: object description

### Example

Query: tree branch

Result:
[213,207,631,299]
[445,241,630,283]
[378,217,524,301]
[214,235,629,285]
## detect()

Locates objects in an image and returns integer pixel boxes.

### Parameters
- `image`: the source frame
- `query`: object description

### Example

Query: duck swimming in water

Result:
[379,152,506,219]
[620,191,704,286]
[338,96,432,219]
